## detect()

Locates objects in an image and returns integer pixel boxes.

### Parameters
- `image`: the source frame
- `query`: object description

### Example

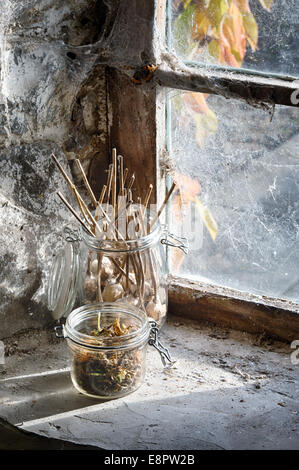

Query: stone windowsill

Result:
[0,316,298,450]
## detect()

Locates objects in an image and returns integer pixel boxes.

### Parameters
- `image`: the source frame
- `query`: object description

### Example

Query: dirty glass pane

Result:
[169,0,299,77]
[167,89,299,303]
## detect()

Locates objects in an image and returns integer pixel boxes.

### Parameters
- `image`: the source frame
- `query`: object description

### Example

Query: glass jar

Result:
[54,302,173,399]
[48,214,187,328]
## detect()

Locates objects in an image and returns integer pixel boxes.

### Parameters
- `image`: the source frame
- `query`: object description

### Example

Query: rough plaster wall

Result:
[0,1,108,337]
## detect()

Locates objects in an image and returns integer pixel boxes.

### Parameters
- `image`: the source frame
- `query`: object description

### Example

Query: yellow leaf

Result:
[243,12,258,51]
[194,197,218,241]
[206,0,229,30]
[234,0,251,13]
[258,0,273,11]
[219,3,247,66]
[208,39,221,60]
[192,10,211,41]
[204,108,218,132]
[193,108,218,148]
[183,0,192,8]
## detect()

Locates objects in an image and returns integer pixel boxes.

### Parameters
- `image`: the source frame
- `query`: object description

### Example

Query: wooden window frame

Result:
[82,0,299,341]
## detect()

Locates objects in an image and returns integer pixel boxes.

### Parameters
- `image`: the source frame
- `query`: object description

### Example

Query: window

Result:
[168,94,299,303]
[104,0,299,340]
[170,0,299,76]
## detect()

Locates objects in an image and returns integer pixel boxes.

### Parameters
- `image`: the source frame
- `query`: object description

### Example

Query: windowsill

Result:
[168,275,299,343]
[0,317,298,450]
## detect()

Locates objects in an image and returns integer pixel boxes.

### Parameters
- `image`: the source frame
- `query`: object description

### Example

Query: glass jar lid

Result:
[63,302,150,350]
[48,242,80,320]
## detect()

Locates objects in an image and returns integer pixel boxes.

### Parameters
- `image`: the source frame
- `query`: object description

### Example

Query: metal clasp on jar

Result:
[148,320,175,367]
[63,226,82,257]
[161,232,189,254]
[63,226,82,244]
[54,324,65,338]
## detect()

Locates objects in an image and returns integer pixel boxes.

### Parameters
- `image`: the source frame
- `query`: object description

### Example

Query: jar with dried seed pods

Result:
[48,213,187,328]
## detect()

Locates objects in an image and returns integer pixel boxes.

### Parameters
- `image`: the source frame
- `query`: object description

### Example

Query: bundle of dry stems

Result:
[51,149,176,324]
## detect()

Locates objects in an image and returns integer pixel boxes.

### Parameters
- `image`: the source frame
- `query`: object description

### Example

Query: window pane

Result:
[167,90,299,303]
[169,0,299,77]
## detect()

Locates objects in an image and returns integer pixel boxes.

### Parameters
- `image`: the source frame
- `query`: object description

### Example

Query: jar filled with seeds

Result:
[48,212,187,328]
[54,302,173,399]
[48,149,187,329]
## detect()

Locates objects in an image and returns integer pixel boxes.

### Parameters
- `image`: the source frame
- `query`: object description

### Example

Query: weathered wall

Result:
[0,1,109,337]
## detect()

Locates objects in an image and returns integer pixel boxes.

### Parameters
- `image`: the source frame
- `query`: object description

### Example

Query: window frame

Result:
[102,0,299,341]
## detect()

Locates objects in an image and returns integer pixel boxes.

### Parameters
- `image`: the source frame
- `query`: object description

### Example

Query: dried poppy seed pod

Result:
[101,257,114,282]
[146,300,166,322]
[102,282,124,302]
[90,259,98,276]
[144,281,154,300]
[90,257,114,282]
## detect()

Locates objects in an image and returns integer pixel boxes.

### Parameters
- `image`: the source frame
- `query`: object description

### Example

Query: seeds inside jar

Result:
[70,312,144,398]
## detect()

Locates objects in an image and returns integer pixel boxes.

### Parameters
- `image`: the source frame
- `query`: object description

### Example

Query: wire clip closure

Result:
[161,232,189,254]
[148,321,175,366]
